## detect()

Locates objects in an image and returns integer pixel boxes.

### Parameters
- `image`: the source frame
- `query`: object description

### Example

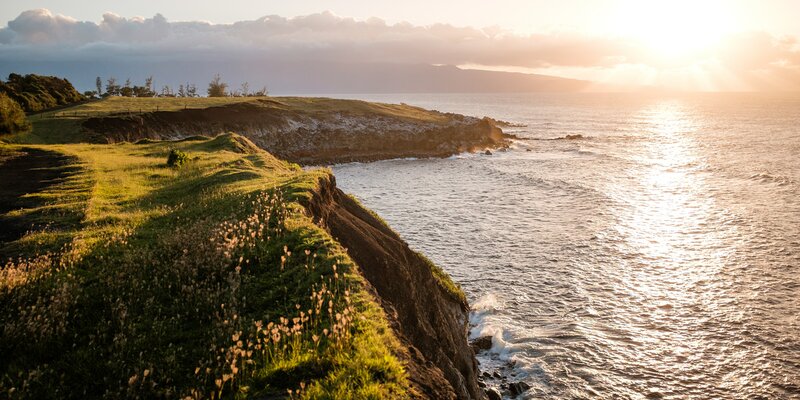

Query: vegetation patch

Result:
[0,134,408,399]
[0,73,84,113]
[167,148,191,168]
[0,93,31,135]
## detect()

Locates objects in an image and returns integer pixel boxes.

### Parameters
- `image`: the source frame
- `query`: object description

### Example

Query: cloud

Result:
[1,9,170,44]
[0,9,799,90]
[0,9,637,68]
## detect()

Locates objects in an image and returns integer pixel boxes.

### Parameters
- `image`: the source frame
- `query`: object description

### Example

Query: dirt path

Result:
[0,148,75,245]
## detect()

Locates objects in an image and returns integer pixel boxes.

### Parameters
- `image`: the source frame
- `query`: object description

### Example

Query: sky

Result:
[3,0,800,36]
[1,0,800,91]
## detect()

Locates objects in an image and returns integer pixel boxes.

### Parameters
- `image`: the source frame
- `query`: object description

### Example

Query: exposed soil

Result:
[0,148,76,249]
[305,175,483,399]
[83,100,511,165]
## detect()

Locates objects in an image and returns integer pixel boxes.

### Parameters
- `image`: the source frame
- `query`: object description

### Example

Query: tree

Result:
[120,78,133,97]
[207,74,227,97]
[144,76,154,95]
[1,73,84,111]
[161,85,174,97]
[106,77,120,96]
[240,82,249,97]
[178,84,186,98]
[252,86,269,97]
[187,84,197,98]
[0,92,30,134]
[132,85,150,98]
[95,76,102,96]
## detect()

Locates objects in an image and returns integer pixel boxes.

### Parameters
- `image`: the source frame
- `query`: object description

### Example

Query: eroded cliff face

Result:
[305,174,483,399]
[82,99,509,164]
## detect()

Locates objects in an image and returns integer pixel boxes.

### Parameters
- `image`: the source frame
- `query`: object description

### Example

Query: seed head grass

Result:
[0,133,408,399]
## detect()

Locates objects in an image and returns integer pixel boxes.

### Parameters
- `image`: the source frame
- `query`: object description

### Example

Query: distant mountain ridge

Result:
[0,61,589,94]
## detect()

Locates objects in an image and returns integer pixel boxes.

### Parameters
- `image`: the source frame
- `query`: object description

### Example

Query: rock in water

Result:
[486,387,502,400]
[470,335,493,352]
[509,381,531,397]
[485,150,493,155]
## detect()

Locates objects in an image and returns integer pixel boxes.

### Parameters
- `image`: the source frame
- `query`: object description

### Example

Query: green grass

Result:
[270,97,450,123]
[0,134,409,399]
[39,96,265,118]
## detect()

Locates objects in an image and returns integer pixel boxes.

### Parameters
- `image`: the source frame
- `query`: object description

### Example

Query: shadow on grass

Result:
[0,148,88,258]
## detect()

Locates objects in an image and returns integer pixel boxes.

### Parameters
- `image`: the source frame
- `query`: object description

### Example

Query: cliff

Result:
[306,174,481,399]
[0,134,483,399]
[81,97,510,164]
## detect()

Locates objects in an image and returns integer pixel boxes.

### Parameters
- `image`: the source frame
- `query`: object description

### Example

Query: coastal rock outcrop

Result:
[304,174,483,399]
[470,335,493,353]
[82,98,511,164]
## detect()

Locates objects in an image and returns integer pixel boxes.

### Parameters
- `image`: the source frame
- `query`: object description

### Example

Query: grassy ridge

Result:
[3,96,453,145]
[0,134,409,399]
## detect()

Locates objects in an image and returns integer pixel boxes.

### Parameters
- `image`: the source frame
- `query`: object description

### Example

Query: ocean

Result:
[328,93,800,399]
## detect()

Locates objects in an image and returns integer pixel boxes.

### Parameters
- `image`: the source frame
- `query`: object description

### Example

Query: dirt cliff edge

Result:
[304,174,483,399]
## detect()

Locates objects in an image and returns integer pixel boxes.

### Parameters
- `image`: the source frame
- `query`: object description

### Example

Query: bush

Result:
[0,73,84,112]
[207,73,228,97]
[0,92,30,134]
[166,149,190,167]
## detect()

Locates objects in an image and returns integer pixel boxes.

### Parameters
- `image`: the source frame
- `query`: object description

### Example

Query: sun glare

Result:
[615,0,735,59]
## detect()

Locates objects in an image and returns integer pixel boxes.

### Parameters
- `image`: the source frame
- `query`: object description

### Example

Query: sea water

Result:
[330,93,800,399]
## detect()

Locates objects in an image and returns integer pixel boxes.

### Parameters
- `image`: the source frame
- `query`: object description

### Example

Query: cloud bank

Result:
[1,8,799,91]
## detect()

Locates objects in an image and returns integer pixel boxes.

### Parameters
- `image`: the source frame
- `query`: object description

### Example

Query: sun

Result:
[614,0,735,59]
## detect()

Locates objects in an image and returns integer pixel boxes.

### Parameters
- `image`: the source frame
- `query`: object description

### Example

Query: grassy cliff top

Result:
[0,134,412,398]
[7,96,454,145]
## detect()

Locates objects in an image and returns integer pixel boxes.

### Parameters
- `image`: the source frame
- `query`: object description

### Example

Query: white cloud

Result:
[0,8,799,90]
[0,9,638,67]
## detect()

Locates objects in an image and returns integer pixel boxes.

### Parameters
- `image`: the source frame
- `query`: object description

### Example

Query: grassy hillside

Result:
[3,96,453,145]
[0,134,410,399]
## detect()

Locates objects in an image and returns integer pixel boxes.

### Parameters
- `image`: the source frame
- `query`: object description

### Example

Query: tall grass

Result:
[0,135,408,399]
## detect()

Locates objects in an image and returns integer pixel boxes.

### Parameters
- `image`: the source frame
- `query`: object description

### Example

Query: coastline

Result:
[0,97,503,399]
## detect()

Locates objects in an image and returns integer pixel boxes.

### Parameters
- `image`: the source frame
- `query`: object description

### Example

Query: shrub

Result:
[207,73,228,97]
[166,149,190,167]
[0,73,84,112]
[0,92,30,134]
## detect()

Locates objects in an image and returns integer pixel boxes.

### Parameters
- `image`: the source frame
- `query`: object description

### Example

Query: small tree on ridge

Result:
[207,74,227,97]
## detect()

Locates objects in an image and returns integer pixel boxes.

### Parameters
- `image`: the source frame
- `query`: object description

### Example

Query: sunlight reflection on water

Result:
[332,93,800,399]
